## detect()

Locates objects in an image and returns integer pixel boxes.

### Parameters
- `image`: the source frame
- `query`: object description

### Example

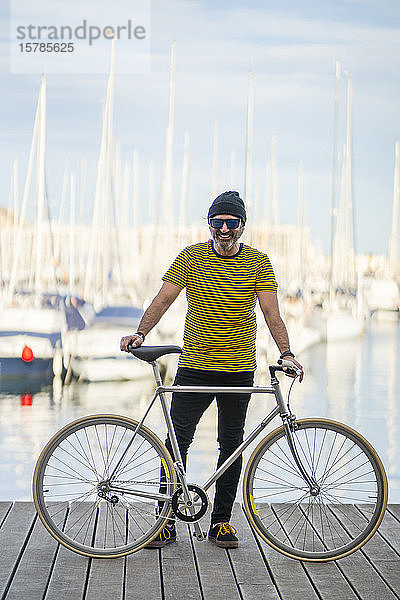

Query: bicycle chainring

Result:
[171,484,209,522]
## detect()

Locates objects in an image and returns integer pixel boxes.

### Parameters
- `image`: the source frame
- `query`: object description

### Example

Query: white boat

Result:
[369,141,400,322]
[63,305,150,382]
[325,308,365,340]
[367,278,400,321]
[307,303,365,342]
[0,294,66,379]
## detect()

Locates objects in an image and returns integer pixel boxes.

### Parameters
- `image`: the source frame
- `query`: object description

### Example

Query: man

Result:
[120,190,303,549]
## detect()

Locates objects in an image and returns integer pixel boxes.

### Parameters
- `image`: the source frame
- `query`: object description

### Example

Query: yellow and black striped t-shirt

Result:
[162,240,278,371]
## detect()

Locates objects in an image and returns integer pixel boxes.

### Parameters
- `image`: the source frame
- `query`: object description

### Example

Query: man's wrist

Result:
[134,332,146,341]
[280,350,295,359]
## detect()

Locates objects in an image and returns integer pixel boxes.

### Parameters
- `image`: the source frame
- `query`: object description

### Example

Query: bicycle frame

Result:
[33,349,387,560]
[109,360,317,500]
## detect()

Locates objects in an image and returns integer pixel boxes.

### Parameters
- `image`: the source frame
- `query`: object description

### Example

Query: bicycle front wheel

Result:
[243,418,388,561]
[33,414,176,558]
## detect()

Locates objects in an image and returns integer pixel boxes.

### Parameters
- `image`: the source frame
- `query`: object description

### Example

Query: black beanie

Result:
[207,191,247,223]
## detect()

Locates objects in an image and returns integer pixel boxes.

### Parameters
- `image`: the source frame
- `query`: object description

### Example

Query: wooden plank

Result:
[387,504,400,524]
[253,502,396,600]
[125,545,162,599]
[330,505,400,597]
[256,538,319,600]
[191,519,241,600]
[86,557,124,600]
[304,561,362,600]
[291,503,395,600]
[295,504,359,600]
[85,502,125,600]
[1,502,399,600]
[0,502,36,599]
[244,504,319,600]
[44,503,92,600]
[44,545,89,600]
[333,549,398,600]
[5,506,67,600]
[369,506,400,555]
[266,502,358,599]
[0,502,12,527]
[270,502,348,554]
[161,520,202,600]
[228,506,280,600]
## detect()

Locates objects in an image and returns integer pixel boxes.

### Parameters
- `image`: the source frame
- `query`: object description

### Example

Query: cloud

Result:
[0,0,399,253]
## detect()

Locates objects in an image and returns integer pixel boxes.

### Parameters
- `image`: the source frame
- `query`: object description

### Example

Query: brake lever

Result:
[277,358,302,378]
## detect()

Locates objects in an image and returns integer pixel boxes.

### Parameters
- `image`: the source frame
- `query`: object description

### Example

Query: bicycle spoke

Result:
[244,419,386,560]
[34,416,175,557]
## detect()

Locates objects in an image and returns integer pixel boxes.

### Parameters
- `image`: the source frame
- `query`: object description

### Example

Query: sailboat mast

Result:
[229,150,236,190]
[179,131,190,235]
[244,69,254,218]
[211,119,219,199]
[69,173,76,293]
[329,61,341,297]
[6,81,41,305]
[35,75,46,296]
[270,136,279,226]
[298,162,305,291]
[389,140,400,276]
[344,71,356,289]
[162,41,176,228]
[84,41,115,304]
[148,160,155,222]
[12,159,18,230]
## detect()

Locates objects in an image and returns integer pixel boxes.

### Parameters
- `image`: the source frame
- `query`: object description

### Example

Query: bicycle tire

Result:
[33,414,177,558]
[243,418,388,561]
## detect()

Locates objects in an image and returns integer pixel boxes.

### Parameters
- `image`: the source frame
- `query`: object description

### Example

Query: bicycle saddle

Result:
[128,345,182,362]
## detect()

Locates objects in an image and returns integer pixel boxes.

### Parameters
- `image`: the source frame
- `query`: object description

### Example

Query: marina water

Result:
[0,318,399,502]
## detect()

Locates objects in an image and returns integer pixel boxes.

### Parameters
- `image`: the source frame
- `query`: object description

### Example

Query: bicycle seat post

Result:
[150,360,164,388]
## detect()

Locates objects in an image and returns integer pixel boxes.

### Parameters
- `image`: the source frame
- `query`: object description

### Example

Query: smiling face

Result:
[209,213,245,255]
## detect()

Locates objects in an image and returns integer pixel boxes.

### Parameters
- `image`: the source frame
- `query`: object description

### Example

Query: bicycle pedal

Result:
[193,530,207,541]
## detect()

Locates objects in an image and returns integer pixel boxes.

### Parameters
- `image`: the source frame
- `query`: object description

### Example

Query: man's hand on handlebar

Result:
[279,357,304,382]
[120,334,143,352]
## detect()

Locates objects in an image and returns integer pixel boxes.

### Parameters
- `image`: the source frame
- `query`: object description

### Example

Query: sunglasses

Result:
[209,218,241,230]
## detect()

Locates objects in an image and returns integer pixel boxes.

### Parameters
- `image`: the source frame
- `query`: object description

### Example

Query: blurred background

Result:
[0,0,400,501]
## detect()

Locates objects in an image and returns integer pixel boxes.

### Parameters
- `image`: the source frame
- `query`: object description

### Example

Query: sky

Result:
[1,0,400,255]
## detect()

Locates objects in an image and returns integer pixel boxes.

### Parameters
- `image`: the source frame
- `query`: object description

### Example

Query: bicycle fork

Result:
[271,372,320,495]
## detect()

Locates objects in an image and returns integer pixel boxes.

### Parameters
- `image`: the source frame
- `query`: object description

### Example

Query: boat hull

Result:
[307,308,364,341]
[0,357,54,379]
[71,356,150,382]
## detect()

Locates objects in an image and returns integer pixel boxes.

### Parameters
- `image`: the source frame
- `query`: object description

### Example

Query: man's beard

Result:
[211,227,243,252]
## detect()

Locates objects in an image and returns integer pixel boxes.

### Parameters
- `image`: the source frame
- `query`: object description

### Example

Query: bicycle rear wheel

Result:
[33,414,176,558]
[243,418,388,561]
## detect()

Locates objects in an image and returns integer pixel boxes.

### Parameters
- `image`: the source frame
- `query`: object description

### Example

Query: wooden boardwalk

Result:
[1,502,400,600]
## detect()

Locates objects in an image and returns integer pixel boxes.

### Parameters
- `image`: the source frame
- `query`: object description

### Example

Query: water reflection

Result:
[0,320,399,502]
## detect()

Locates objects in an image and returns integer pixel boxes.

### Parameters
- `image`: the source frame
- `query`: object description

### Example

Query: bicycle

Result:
[33,345,388,562]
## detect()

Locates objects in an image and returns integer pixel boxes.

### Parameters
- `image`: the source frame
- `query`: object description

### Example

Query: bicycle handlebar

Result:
[126,342,302,379]
[272,359,302,378]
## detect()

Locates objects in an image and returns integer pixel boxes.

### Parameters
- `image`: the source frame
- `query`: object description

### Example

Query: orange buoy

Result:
[21,394,33,406]
[21,345,34,362]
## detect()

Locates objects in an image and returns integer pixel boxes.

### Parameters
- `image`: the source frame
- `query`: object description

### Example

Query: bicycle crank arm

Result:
[192,521,207,541]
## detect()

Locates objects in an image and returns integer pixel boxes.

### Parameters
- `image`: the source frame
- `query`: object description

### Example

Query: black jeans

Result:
[165,367,254,525]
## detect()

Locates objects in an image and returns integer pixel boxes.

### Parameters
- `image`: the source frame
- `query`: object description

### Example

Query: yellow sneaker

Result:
[145,523,176,548]
[208,522,239,548]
